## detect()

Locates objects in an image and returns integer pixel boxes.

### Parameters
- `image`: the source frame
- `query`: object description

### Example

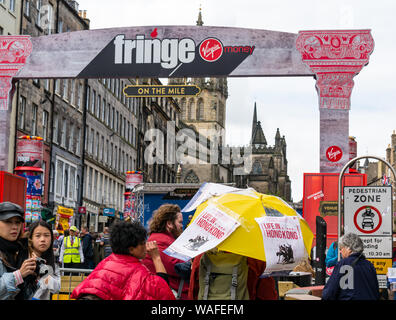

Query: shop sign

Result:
[103,208,115,217]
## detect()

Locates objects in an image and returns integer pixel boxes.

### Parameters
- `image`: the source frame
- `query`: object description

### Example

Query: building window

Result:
[55,159,63,195]
[98,173,102,204]
[86,85,90,109]
[45,3,54,35]
[87,167,92,199]
[114,146,117,170]
[93,170,97,202]
[106,140,109,164]
[52,113,58,143]
[75,127,81,156]
[89,129,94,154]
[77,83,82,109]
[58,19,63,33]
[106,103,110,126]
[100,136,104,161]
[55,157,78,203]
[62,79,68,101]
[70,80,75,105]
[111,107,115,129]
[110,143,113,167]
[102,98,105,121]
[91,89,96,114]
[18,96,26,130]
[42,110,49,141]
[55,79,60,95]
[95,132,99,158]
[44,79,50,92]
[197,99,204,120]
[31,104,38,136]
[36,0,42,27]
[9,0,15,12]
[25,0,30,17]
[50,163,54,193]
[96,94,101,118]
[69,166,76,200]
[68,123,74,153]
[60,118,66,148]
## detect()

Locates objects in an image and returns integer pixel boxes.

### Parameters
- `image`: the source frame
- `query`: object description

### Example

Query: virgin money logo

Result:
[326,145,343,162]
[199,38,223,62]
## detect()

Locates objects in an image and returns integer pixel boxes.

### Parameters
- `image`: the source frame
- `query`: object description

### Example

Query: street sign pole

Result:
[337,155,396,261]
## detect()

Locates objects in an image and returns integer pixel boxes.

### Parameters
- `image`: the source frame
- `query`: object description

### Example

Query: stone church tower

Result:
[235,103,292,201]
[170,8,230,184]
[169,8,228,146]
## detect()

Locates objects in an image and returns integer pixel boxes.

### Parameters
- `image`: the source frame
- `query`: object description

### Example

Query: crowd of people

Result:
[0,200,390,300]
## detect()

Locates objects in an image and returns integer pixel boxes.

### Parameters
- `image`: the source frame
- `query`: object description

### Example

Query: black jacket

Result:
[81,234,93,260]
[322,252,379,300]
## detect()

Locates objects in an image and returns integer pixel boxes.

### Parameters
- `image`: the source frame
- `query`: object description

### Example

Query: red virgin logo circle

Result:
[199,38,223,62]
[326,145,343,162]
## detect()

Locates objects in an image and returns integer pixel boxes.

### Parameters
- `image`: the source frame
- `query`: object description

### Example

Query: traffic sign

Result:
[344,186,393,289]
[344,186,392,236]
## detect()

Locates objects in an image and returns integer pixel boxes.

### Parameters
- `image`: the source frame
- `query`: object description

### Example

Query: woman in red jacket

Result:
[71,220,175,300]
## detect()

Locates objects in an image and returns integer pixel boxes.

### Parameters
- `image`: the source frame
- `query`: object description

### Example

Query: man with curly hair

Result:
[142,204,189,299]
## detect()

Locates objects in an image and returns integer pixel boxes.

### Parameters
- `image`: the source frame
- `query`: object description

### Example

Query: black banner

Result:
[123,85,201,97]
[78,34,254,78]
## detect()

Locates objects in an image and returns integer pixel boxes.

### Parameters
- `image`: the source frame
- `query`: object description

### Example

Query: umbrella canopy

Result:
[189,189,314,263]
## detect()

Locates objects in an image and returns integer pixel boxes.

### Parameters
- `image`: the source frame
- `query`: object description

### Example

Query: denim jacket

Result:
[0,257,20,300]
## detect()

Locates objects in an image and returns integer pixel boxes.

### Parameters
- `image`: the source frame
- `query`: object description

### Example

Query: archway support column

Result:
[296,30,374,172]
[0,36,32,171]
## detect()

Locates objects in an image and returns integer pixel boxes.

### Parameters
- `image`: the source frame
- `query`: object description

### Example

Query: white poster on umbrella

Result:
[164,204,240,261]
[255,216,306,273]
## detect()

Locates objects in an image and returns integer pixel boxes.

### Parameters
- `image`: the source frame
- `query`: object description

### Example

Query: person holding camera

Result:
[26,220,60,300]
[71,220,175,300]
[0,202,37,300]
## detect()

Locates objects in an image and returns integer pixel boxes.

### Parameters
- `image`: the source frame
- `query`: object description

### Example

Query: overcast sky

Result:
[76,0,396,201]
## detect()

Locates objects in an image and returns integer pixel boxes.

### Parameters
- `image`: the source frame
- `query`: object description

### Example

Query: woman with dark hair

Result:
[26,220,60,300]
[71,220,175,300]
[0,202,37,300]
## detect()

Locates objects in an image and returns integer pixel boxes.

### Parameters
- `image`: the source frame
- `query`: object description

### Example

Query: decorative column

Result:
[296,30,374,172]
[0,36,32,171]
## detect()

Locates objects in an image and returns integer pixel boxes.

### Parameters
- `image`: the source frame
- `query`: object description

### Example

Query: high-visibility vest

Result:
[63,236,81,263]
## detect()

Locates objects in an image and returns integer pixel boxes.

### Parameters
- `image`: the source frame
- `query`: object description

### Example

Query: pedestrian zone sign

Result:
[344,186,393,288]
[344,186,392,237]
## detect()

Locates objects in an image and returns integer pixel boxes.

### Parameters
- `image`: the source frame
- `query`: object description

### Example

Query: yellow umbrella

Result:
[189,190,314,262]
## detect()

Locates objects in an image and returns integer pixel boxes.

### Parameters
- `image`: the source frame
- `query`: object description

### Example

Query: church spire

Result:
[251,102,257,141]
[251,103,267,146]
[196,6,203,26]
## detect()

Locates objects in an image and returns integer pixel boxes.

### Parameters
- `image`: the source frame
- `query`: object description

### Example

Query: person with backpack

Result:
[188,249,278,300]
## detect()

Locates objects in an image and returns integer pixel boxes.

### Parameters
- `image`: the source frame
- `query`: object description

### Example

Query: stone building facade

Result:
[82,78,140,231]
[234,103,292,201]
[16,0,89,209]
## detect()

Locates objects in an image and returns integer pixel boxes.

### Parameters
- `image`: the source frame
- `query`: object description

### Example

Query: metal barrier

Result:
[52,268,93,300]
